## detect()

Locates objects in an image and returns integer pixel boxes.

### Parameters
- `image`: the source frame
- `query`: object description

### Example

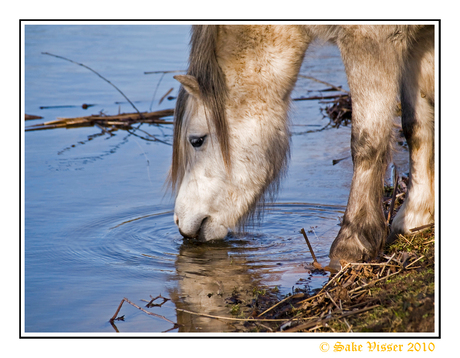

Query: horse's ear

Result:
[174,75,201,98]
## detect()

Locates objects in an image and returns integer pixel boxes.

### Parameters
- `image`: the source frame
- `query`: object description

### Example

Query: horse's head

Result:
[170,74,290,241]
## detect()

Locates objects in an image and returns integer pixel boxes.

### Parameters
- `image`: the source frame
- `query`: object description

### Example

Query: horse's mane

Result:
[170,25,229,192]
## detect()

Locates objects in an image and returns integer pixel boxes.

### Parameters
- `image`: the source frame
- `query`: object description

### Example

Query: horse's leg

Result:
[390,27,435,241]
[329,27,402,268]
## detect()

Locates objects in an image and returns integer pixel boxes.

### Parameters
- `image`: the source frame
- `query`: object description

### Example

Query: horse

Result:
[169,25,435,271]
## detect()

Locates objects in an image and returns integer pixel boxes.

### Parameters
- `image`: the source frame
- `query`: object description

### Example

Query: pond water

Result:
[24,24,368,334]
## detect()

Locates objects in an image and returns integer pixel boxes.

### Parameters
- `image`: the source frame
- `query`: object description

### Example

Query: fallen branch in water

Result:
[25,109,174,132]
[39,52,174,145]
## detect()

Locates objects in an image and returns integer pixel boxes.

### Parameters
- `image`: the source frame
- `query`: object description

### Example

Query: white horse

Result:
[170,25,435,270]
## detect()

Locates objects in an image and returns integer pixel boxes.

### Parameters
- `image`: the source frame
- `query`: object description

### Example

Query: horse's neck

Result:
[216,26,312,114]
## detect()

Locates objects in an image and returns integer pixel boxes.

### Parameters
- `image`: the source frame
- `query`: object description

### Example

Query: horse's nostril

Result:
[177,217,208,239]
[200,216,208,227]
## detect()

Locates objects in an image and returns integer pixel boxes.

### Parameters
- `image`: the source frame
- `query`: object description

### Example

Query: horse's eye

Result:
[189,135,207,148]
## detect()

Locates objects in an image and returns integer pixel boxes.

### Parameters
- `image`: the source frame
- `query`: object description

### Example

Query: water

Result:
[23,25,358,333]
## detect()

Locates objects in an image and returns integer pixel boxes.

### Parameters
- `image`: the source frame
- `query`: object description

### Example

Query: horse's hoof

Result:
[386,230,399,246]
[325,258,342,273]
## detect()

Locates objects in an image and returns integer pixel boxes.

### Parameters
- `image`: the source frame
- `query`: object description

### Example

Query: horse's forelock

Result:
[170,25,230,193]
[170,86,188,192]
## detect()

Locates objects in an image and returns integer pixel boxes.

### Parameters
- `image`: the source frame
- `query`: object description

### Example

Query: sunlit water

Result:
[24,24,359,333]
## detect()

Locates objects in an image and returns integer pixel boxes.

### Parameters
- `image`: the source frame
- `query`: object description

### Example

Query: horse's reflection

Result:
[169,237,274,332]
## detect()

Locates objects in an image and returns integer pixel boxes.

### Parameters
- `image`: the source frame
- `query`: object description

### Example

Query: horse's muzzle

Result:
[178,227,199,239]
[176,216,208,240]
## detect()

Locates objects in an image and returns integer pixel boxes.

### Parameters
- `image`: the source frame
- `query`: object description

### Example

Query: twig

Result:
[94,122,113,136]
[126,128,172,146]
[332,156,350,165]
[254,322,274,332]
[42,52,142,115]
[25,114,43,120]
[142,294,170,308]
[149,72,166,111]
[297,263,351,307]
[257,293,304,318]
[405,255,425,269]
[177,308,299,322]
[300,228,322,269]
[409,223,435,232]
[283,304,379,332]
[317,262,351,294]
[379,253,396,277]
[25,110,174,132]
[110,299,125,322]
[159,87,174,105]
[325,291,341,312]
[293,94,349,101]
[144,69,186,75]
[348,270,402,294]
[109,297,177,326]
[348,262,400,268]
[292,122,332,135]
[298,75,350,94]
